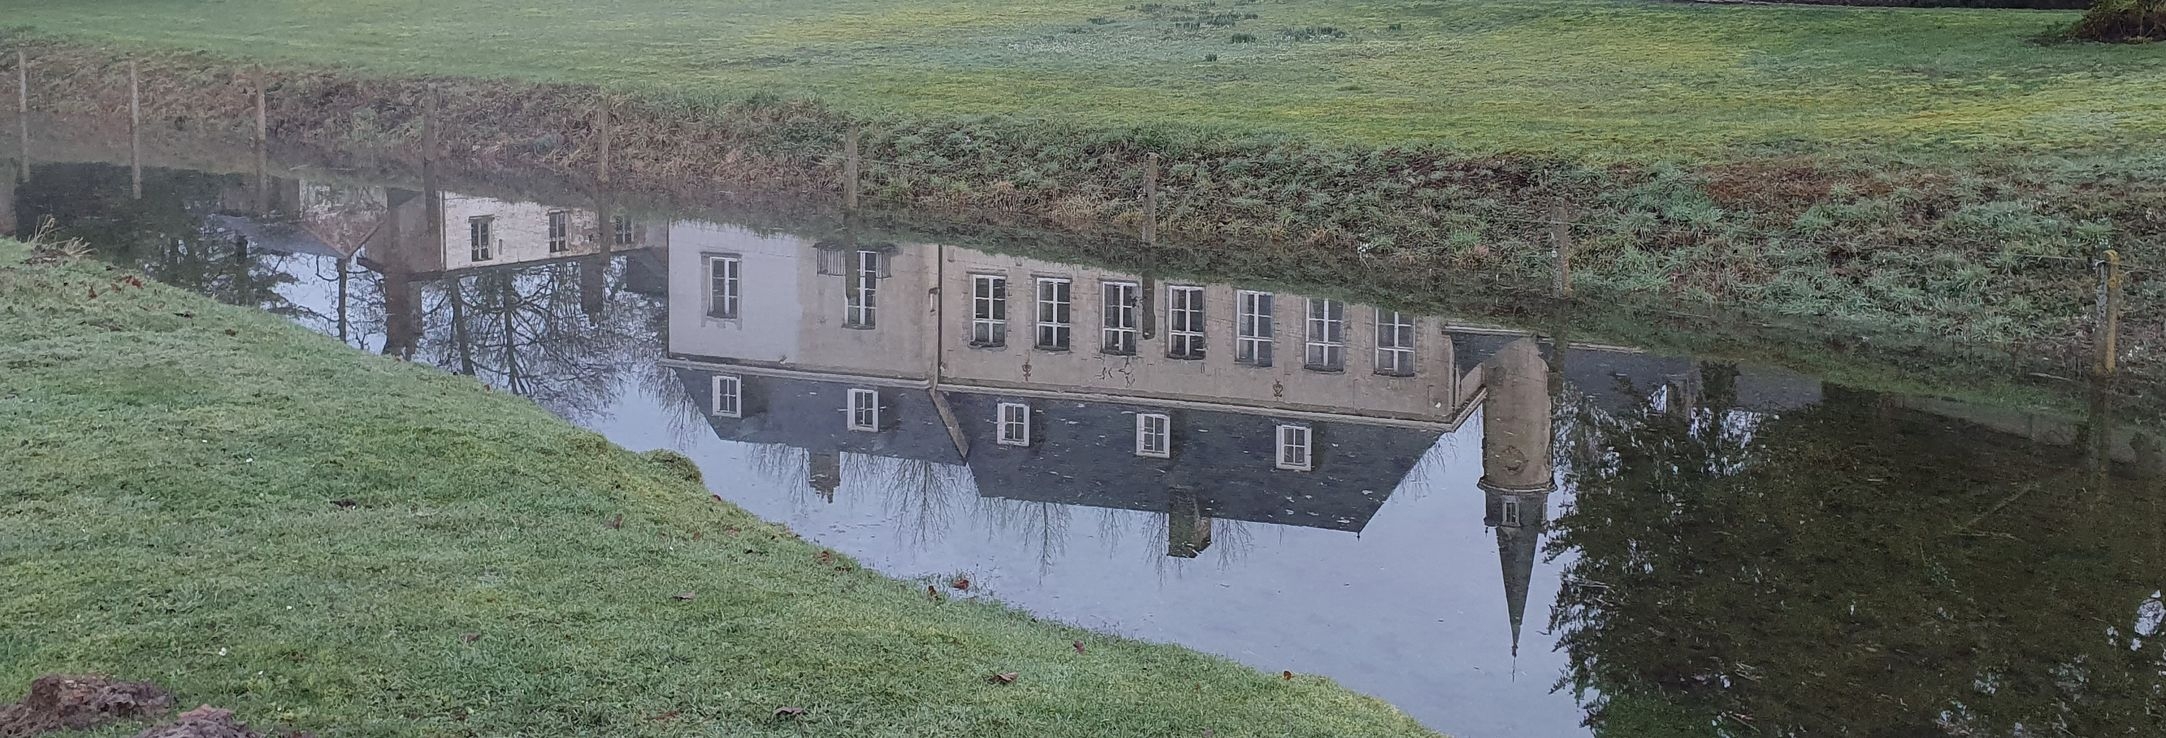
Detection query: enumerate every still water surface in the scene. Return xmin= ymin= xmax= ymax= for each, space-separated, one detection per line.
xmin=10 ymin=159 xmax=2164 ymax=737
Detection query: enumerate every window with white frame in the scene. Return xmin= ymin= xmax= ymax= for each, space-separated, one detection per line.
xmin=613 ymin=215 xmax=635 ymax=245
xmin=1375 ymin=309 xmax=1416 ymax=376
xmin=1166 ymin=285 xmax=1205 ymax=359
xmin=1275 ymin=424 xmax=1313 ymax=471
xmin=710 ymin=374 xmax=742 ymax=418
xmin=1135 ymin=413 xmax=1171 ymax=458
xmin=1101 ymin=281 xmax=1140 ymax=355
xmin=707 ymin=255 xmax=741 ymax=320
xmin=845 ymin=250 xmax=880 ymax=328
xmin=971 ymin=274 xmax=1007 ymax=347
xmin=547 ymin=210 xmax=571 ymax=253
xmin=996 ymin=402 xmax=1032 ymax=446
xmin=846 ymin=388 xmax=880 ymax=431
xmin=1035 ymin=277 xmax=1072 ymax=350
xmin=1304 ymin=298 xmax=1346 ymax=371
xmin=467 ymin=216 xmax=493 ymax=262
xmin=1236 ymin=291 xmax=1275 ymax=366
xmin=1501 ymin=496 xmax=1523 ymax=526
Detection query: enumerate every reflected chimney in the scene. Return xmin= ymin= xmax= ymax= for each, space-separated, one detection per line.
xmin=809 ymin=448 xmax=842 ymax=503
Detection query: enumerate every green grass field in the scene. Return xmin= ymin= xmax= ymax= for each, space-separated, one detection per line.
xmin=0 ymin=238 xmax=1434 ymax=738
xmin=3 ymin=0 xmax=2162 ymax=158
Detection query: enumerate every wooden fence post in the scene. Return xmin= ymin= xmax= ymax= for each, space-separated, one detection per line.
xmin=596 ymin=97 xmax=611 ymax=184
xmin=129 ymin=59 xmax=141 ymax=199
xmin=2095 ymin=249 xmax=2123 ymax=377
xmin=1142 ymin=153 xmax=1159 ymax=244
xmin=842 ymin=124 xmax=860 ymax=211
xmin=1551 ymin=202 xmax=1572 ymax=298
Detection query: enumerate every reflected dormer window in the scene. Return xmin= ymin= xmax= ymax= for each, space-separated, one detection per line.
xmin=1135 ymin=413 xmax=1171 ymax=458
xmin=1275 ymin=424 xmax=1312 ymax=471
xmin=1374 ymin=309 xmax=1416 ymax=377
xmin=1502 ymin=496 xmax=1523 ymax=527
xmin=847 ymin=388 xmax=881 ymax=431
xmin=613 ymin=215 xmax=635 ymax=246
xmin=1237 ymin=291 xmax=1274 ymax=366
xmin=1304 ymin=298 xmax=1345 ymax=371
xmin=467 ymin=216 xmax=494 ymax=262
xmin=547 ymin=210 xmax=571 ymax=253
xmin=996 ymin=402 xmax=1032 ymax=446
xmin=711 ymin=375 xmax=742 ymax=418
xmin=971 ymin=273 xmax=1007 ymax=347
xmin=706 ymin=254 xmax=742 ymax=320
xmin=1101 ymin=280 xmax=1140 ymax=355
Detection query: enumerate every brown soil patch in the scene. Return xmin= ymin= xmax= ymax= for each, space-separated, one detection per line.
xmin=132 ymin=706 xmax=261 ymax=738
xmin=0 ymin=675 xmax=174 ymax=737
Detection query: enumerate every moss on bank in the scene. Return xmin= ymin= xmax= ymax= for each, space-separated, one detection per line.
xmin=0 ymin=238 xmax=1437 ymax=737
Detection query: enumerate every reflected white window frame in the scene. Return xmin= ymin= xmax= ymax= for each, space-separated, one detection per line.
xmin=1374 ymin=309 xmax=1416 ymax=377
xmin=1135 ymin=413 xmax=1172 ymax=458
xmin=1166 ymin=285 xmax=1205 ymax=360
xmin=1501 ymin=496 xmax=1523 ymax=526
xmin=613 ymin=215 xmax=635 ymax=245
xmin=970 ymin=273 xmax=1007 ymax=347
xmin=710 ymin=374 xmax=742 ymax=418
xmin=995 ymin=402 xmax=1032 ymax=447
xmin=846 ymin=388 xmax=880 ymax=431
xmin=845 ymin=250 xmax=880 ymax=329
xmin=706 ymin=254 xmax=742 ymax=320
xmin=1034 ymin=276 xmax=1072 ymax=351
xmin=1101 ymin=280 xmax=1140 ymax=355
xmin=467 ymin=215 xmax=493 ymax=262
xmin=1236 ymin=290 xmax=1275 ymax=367
xmin=1304 ymin=298 xmax=1345 ymax=371
xmin=1275 ymin=424 xmax=1312 ymax=471
xmin=546 ymin=210 xmax=571 ymax=253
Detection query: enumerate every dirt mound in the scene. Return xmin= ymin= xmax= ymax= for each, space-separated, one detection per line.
xmin=0 ymin=675 xmax=174 ymax=736
xmin=132 ymin=706 xmax=261 ymax=738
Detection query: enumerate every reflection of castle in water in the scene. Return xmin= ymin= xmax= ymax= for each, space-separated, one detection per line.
xmin=651 ymin=225 xmax=1825 ymax=654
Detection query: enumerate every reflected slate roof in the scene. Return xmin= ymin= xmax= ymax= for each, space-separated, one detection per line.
xmin=208 ymin=214 xmax=352 ymax=258
xmin=1450 ymin=332 xmax=1821 ymax=414
xmin=673 ymin=367 xmax=1442 ymax=533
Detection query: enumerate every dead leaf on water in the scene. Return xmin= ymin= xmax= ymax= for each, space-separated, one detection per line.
xmin=950 ymin=576 xmax=971 ymax=591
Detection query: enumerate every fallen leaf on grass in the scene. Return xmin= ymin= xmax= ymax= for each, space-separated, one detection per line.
xmin=950 ymin=576 xmax=971 ymax=591
xmin=1281 ymin=671 xmax=1293 ymax=680
xmin=773 ymin=707 xmax=806 ymax=718
xmin=816 ymin=550 xmax=834 ymax=565
xmin=172 ymin=311 xmax=194 ymax=318
xmin=222 ymin=329 xmax=238 ymax=336
xmin=1073 ymin=640 xmax=1086 ymax=655
xmin=459 ymin=632 xmax=482 ymax=643
xmin=926 ymin=585 xmax=942 ymax=602
xmin=671 ymin=592 xmax=696 ymax=601
xmin=606 ymin=513 xmax=622 ymax=529
xmin=648 ymin=710 xmax=680 ymax=722
xmin=987 ymin=672 xmax=1019 ymax=685
xmin=329 ymin=499 xmax=357 ymax=509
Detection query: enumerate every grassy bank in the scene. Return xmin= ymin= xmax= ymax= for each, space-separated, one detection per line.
xmin=0 ymin=238 xmax=1436 ymax=737
xmin=2 ymin=0 xmax=2160 ymax=156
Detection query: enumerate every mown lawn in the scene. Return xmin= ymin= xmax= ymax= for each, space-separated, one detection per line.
xmin=1 ymin=0 xmax=2160 ymax=158
xmin=0 ymin=237 xmax=1435 ymax=738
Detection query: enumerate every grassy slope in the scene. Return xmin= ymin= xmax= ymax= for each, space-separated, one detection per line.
xmin=0 ymin=239 xmax=1434 ymax=738
xmin=1 ymin=0 xmax=2161 ymax=158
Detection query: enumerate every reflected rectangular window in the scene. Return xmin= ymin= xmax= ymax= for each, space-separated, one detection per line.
xmin=711 ymin=374 xmax=742 ymax=418
xmin=847 ymin=388 xmax=879 ymax=431
xmin=1166 ymin=285 xmax=1205 ymax=360
xmin=971 ymin=274 xmax=1007 ymax=347
xmin=1035 ymin=277 xmax=1072 ymax=350
xmin=1135 ymin=413 xmax=1171 ymax=458
xmin=1502 ymin=496 xmax=1523 ymax=526
xmin=1375 ymin=309 xmax=1416 ymax=376
xmin=846 ymin=251 xmax=880 ymax=329
xmin=996 ymin=402 xmax=1031 ymax=447
xmin=707 ymin=255 xmax=741 ymax=320
xmin=1304 ymin=298 xmax=1345 ymax=371
xmin=467 ymin=216 xmax=493 ymax=262
xmin=547 ymin=210 xmax=570 ymax=253
xmin=1101 ymin=281 xmax=1139 ymax=355
xmin=1237 ymin=291 xmax=1274 ymax=366
xmin=613 ymin=215 xmax=635 ymax=245
xmin=1275 ymin=424 xmax=1312 ymax=471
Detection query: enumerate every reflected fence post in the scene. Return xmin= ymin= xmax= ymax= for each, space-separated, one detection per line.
xmin=2094 ymin=249 xmax=2123 ymax=379
xmin=596 ymin=95 xmax=611 ymax=185
xmin=842 ymin=124 xmax=860 ymax=211
xmin=1551 ymin=202 xmax=1572 ymax=298
xmin=1142 ymin=153 xmax=1158 ymax=245
xmin=253 ymin=66 xmax=268 ymax=213
xmin=14 ymin=48 xmax=26 ymax=179
xmin=129 ymin=58 xmax=140 ymax=199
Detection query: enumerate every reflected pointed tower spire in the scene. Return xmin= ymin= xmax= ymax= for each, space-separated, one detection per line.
xmin=1478 ymin=337 xmax=1555 ymax=657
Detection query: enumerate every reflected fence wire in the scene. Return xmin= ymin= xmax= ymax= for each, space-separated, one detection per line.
xmin=5 ymin=48 xmax=2149 ymax=381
